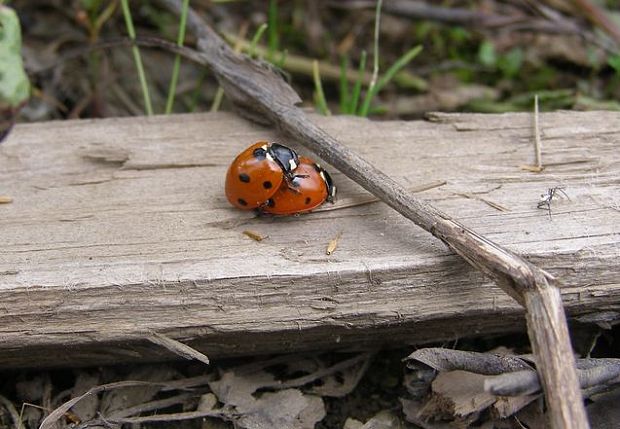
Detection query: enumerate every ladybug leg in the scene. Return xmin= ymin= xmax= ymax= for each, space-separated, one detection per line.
xmin=257 ymin=198 xmax=276 ymax=212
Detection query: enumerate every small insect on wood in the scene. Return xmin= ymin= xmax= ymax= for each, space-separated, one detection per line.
xmin=537 ymin=186 xmax=569 ymax=219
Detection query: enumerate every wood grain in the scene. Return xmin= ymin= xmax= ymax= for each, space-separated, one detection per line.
xmin=0 ymin=111 xmax=618 ymax=368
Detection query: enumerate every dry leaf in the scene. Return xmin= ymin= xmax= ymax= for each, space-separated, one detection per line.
xmin=100 ymin=365 xmax=178 ymax=415
xmin=359 ymin=410 xmax=402 ymax=428
xmin=197 ymin=393 xmax=218 ymax=411
xmin=70 ymin=372 xmax=101 ymax=421
xmin=510 ymin=398 xmax=546 ymax=429
xmin=209 ymin=369 xmax=324 ymax=429
xmin=400 ymin=398 xmax=454 ymax=428
xmin=431 ymin=371 xmax=496 ymax=417
xmin=309 ymin=354 xmax=371 ymax=397
xmin=209 ymin=369 xmax=277 ymax=409
xmin=492 ymin=394 xmax=539 ymax=419
xmin=237 ymin=389 xmax=325 ymax=429
xmin=405 ymin=348 xmax=532 ymax=375
xmin=344 ymin=417 xmax=364 ymax=429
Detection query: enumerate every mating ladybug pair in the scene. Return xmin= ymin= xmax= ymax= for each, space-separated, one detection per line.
xmin=225 ymin=141 xmax=336 ymax=215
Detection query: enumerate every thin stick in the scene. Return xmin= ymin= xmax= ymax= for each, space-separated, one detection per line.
xmin=534 ymin=95 xmax=543 ymax=170
xmin=157 ymin=2 xmax=589 ymax=427
xmin=572 ymin=0 xmax=620 ymax=44
xmin=147 ymin=331 xmax=210 ymax=365
xmin=520 ymin=94 xmax=544 ymax=172
xmin=107 ymin=409 xmax=229 ymax=424
xmin=265 ymin=352 xmax=372 ymax=390
xmin=314 ymin=180 xmax=446 ymax=212
xmin=454 ymin=192 xmax=510 ymax=212
xmin=40 ymin=381 xmax=183 ymax=429
xmin=108 ymin=391 xmax=207 ymax=419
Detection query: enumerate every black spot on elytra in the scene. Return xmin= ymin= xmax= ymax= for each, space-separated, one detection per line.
xmin=267 ymin=198 xmax=275 ymax=207
xmin=239 ymin=173 xmax=250 ymax=183
xmin=305 ymin=197 xmax=311 ymax=205
xmin=237 ymin=198 xmax=248 ymax=206
xmin=263 ymin=181 xmax=273 ymax=189
xmin=253 ymin=148 xmax=267 ymax=159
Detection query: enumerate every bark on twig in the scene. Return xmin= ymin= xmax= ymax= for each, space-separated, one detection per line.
xmin=486 ymin=362 xmax=620 ymax=397
xmin=157 ymin=1 xmax=589 ymax=427
xmin=408 ymin=348 xmax=620 ymax=398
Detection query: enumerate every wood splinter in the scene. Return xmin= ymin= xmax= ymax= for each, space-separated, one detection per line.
xmin=326 ymin=231 xmax=343 ymax=255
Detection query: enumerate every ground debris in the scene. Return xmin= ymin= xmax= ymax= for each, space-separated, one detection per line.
xmin=29 ymin=352 xmax=378 ymax=429
xmin=243 ymin=230 xmax=268 ymax=242
xmin=326 ymin=231 xmax=342 ymax=255
xmin=69 ymin=372 xmax=101 ymax=422
xmin=2 ymin=344 xmax=619 ymax=428
xmin=401 ymin=347 xmax=620 ymax=427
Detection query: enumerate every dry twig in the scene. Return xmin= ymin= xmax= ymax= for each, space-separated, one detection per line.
xmin=407 ymin=348 xmax=620 ymax=398
xmin=146 ymin=331 xmax=210 ymax=365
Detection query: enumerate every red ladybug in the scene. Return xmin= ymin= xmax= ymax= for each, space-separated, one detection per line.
xmin=225 ymin=141 xmax=300 ymax=209
xmin=261 ymin=156 xmax=336 ymax=215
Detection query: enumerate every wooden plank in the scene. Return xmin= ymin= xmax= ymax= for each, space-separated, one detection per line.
xmin=0 ymin=111 xmax=618 ymax=368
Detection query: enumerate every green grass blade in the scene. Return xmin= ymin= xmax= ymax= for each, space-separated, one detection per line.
xmin=358 ymin=45 xmax=422 ymax=117
xmin=249 ymin=23 xmax=268 ymax=58
xmin=210 ymin=87 xmax=224 ymax=112
xmin=313 ymin=60 xmax=330 ymax=115
xmin=339 ymin=55 xmax=350 ymax=113
xmin=120 ymin=0 xmax=153 ymax=115
xmin=267 ymin=0 xmax=278 ymax=62
xmin=349 ymin=50 xmax=367 ymax=115
xmin=165 ymin=0 xmax=190 ymax=114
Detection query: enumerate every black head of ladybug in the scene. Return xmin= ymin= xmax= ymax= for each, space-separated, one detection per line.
xmin=313 ymin=162 xmax=336 ymax=203
xmin=268 ymin=143 xmax=300 ymax=177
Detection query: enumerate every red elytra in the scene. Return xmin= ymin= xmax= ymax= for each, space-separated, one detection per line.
xmin=224 ymin=141 xmax=299 ymax=210
xmin=260 ymin=156 xmax=336 ymax=215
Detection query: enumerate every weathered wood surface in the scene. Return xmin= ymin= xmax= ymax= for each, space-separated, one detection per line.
xmin=0 ymin=111 xmax=618 ymax=368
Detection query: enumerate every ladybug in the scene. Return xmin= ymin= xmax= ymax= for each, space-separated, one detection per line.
xmin=261 ymin=156 xmax=336 ymax=215
xmin=225 ymin=141 xmax=300 ymax=209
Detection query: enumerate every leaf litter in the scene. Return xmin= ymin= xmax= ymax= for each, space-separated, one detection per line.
xmin=1 ymin=345 xmax=619 ymax=428
xmin=32 ymin=352 xmax=374 ymax=429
